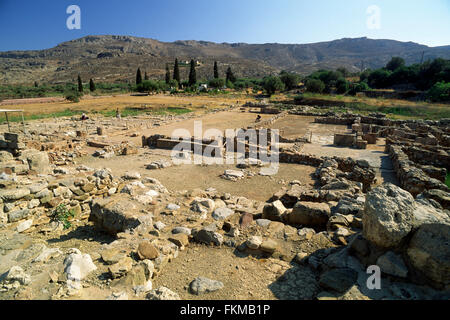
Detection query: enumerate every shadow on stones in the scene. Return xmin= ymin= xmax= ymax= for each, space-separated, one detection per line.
xmin=267 ymin=261 xmax=319 ymax=300
xmin=47 ymin=224 xmax=116 ymax=245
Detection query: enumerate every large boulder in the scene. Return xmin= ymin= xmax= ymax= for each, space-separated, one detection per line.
xmin=0 ymin=188 xmax=30 ymax=202
xmin=262 ymin=200 xmax=286 ymax=222
xmin=20 ymin=150 xmax=51 ymax=174
xmin=212 ymin=207 xmax=234 ymax=221
xmin=376 ymin=251 xmax=408 ymax=278
xmin=363 ymin=184 xmax=415 ymax=248
xmin=147 ymin=287 xmax=180 ymax=300
xmin=190 ymin=198 xmax=215 ymax=214
xmin=288 ymin=202 xmax=330 ymax=227
xmin=413 ymin=198 xmax=450 ymax=227
xmin=423 ymin=189 xmax=450 ymax=210
xmin=319 ymin=268 xmax=358 ymax=293
xmin=90 ymin=195 xmax=143 ymax=235
xmin=407 ymin=223 xmax=450 ymax=287
xmin=64 ymin=249 xmax=97 ymax=289
xmin=193 ymin=224 xmax=223 ymax=246
xmin=189 ymin=277 xmax=224 ymax=295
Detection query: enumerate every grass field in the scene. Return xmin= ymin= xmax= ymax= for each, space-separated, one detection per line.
xmin=0 ymin=93 xmax=253 ymax=123
xmin=0 ymin=106 xmax=194 ymax=123
xmin=271 ymin=93 xmax=450 ymax=120
xmin=446 ymin=172 xmax=450 ymax=188
xmin=1 ymin=91 xmax=449 ymax=123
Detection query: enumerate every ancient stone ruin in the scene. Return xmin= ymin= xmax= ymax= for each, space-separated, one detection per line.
xmin=0 ymin=105 xmax=448 ymax=301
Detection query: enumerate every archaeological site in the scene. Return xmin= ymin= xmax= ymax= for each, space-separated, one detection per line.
xmin=1 ymin=1 xmax=449 ymax=307
xmin=0 ymin=100 xmax=449 ymax=301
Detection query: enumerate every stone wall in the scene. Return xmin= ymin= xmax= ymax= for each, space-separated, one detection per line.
xmin=387 ymin=144 xmax=449 ymax=196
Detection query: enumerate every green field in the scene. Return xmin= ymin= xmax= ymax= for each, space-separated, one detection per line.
xmin=0 ymin=106 xmax=192 ymax=123
xmin=288 ymin=93 xmax=450 ymax=120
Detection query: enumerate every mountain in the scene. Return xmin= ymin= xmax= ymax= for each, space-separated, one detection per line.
xmin=1 ymin=35 xmax=449 ymax=85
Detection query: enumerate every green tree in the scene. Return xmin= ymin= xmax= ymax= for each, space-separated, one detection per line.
xmin=77 ymin=74 xmax=83 ymax=93
xmin=360 ymin=69 xmax=372 ymax=82
xmin=208 ymin=78 xmax=226 ymax=89
xmin=89 ymin=78 xmax=96 ymax=92
xmin=137 ymin=80 xmax=161 ymax=93
xmin=389 ymin=65 xmax=419 ymax=85
xmin=368 ymin=69 xmax=392 ymax=88
xmin=173 ymin=59 xmax=181 ymax=84
xmin=65 ymin=90 xmax=81 ymax=103
xmin=348 ymin=81 xmax=370 ymax=96
xmin=426 ymin=81 xmax=450 ymax=102
xmin=336 ymin=67 xmax=350 ymax=77
xmin=305 ymin=79 xmax=325 ymax=93
xmin=263 ymin=76 xmax=285 ymax=96
xmin=280 ymin=71 xmax=300 ymax=91
xmin=310 ymin=70 xmax=340 ymax=85
xmin=335 ymin=78 xmax=349 ymax=94
xmin=226 ymin=66 xmax=236 ymax=83
xmin=214 ymin=61 xmax=219 ymax=79
xmin=144 ymin=71 xmax=149 ymax=81
xmin=386 ymin=57 xmax=405 ymax=72
xmin=165 ymin=64 xmax=171 ymax=84
xmin=168 ymin=79 xmax=178 ymax=89
xmin=188 ymin=59 xmax=197 ymax=86
xmin=136 ymin=68 xmax=143 ymax=85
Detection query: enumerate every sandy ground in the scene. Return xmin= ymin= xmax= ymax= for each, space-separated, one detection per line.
xmin=78 ymin=110 xmax=397 ymax=198
xmin=80 ymin=150 xmax=316 ymax=202
xmin=0 ymin=94 xmax=254 ymax=116
xmin=270 ymin=115 xmax=318 ymax=139
xmin=105 ymin=110 xmax=275 ymax=145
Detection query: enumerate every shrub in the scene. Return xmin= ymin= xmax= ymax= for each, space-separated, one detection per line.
xmin=348 ymin=82 xmax=370 ymax=95
xmin=137 ymin=80 xmax=161 ymax=93
xmin=335 ymin=78 xmax=349 ymax=94
xmin=305 ymin=79 xmax=325 ymax=93
xmin=389 ymin=65 xmax=419 ymax=85
xmin=280 ymin=72 xmax=300 ymax=90
xmin=360 ymin=69 xmax=372 ymax=82
xmin=386 ymin=57 xmax=405 ymax=72
xmin=65 ymin=90 xmax=81 ymax=103
xmin=51 ymin=204 xmax=75 ymax=229
xmin=208 ymin=78 xmax=226 ymax=89
xmin=226 ymin=80 xmax=235 ymax=89
xmin=310 ymin=70 xmax=341 ymax=85
xmin=168 ymin=79 xmax=179 ymax=89
xmin=368 ymin=69 xmax=392 ymax=88
xmin=426 ymin=82 xmax=450 ymax=102
xmin=336 ymin=67 xmax=350 ymax=77
xmin=263 ymin=76 xmax=285 ymax=96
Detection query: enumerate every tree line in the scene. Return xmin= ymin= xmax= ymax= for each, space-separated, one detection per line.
xmin=4 ymin=56 xmax=448 ymax=103
xmin=134 ymin=59 xmax=239 ymax=93
xmin=302 ymin=57 xmax=450 ymax=102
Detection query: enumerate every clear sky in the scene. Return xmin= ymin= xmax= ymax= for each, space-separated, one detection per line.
xmin=0 ymin=0 xmax=449 ymax=51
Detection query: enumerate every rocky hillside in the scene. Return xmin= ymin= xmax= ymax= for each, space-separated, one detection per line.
xmin=1 ymin=35 xmax=449 ymax=85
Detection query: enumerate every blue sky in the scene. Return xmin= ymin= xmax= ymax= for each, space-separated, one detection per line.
xmin=0 ymin=0 xmax=449 ymax=51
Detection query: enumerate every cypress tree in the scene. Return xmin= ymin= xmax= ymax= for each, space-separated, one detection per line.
xmin=188 ymin=59 xmax=197 ymax=86
xmin=144 ymin=71 xmax=149 ymax=80
xmin=165 ymin=64 xmax=171 ymax=84
xmin=77 ymin=74 xmax=83 ymax=93
xmin=136 ymin=68 xmax=143 ymax=85
xmin=89 ymin=78 xmax=96 ymax=92
xmin=173 ymin=59 xmax=180 ymax=84
xmin=214 ymin=61 xmax=219 ymax=79
xmin=226 ymin=67 xmax=236 ymax=83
